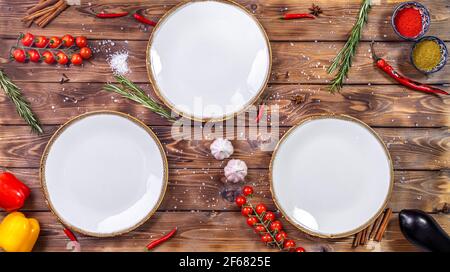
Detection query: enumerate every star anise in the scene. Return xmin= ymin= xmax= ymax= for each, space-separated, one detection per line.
xmin=309 ymin=4 xmax=322 ymax=17
xmin=291 ymin=94 xmax=304 ymax=104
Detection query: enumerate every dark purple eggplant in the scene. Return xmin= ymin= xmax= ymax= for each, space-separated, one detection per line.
xmin=399 ymin=209 xmax=450 ymax=252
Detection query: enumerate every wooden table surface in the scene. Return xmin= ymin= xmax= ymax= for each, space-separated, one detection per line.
xmin=0 ymin=0 xmax=449 ymax=252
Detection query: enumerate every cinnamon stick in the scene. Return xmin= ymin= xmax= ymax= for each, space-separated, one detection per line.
xmin=27 ymin=0 xmax=58 ymax=15
xmin=22 ymin=5 xmax=56 ymax=21
xmin=375 ymin=208 xmax=392 ymax=242
xmin=352 ymin=231 xmax=362 ymax=248
xmin=38 ymin=0 xmax=67 ymax=28
xmin=24 ymin=0 xmax=46 ymax=27
xmin=369 ymin=212 xmax=384 ymax=240
xmin=360 ymin=226 xmax=370 ymax=245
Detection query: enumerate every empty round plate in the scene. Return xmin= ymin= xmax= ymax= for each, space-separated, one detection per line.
xmin=147 ymin=0 xmax=271 ymax=121
xmin=40 ymin=111 xmax=168 ymax=237
xmin=270 ymin=115 xmax=393 ymax=238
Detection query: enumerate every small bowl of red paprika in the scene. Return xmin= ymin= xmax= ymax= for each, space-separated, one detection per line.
xmin=391 ymin=2 xmax=430 ymax=40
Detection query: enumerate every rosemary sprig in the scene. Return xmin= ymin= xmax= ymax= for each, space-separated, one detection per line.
xmin=327 ymin=0 xmax=371 ymax=93
xmin=103 ymin=75 xmax=174 ymax=121
xmin=0 ymin=70 xmax=43 ymax=134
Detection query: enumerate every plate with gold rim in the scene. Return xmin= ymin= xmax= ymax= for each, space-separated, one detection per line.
xmin=147 ymin=0 xmax=271 ymax=121
xmin=270 ymin=115 xmax=393 ymax=238
xmin=40 ymin=111 xmax=168 ymax=237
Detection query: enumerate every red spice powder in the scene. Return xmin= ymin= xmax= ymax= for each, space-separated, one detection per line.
xmin=394 ymin=7 xmax=423 ymax=38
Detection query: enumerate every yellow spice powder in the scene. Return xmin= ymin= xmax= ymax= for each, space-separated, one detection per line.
xmin=412 ymin=40 xmax=441 ymax=71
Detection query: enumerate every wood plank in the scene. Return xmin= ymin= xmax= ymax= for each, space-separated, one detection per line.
xmin=0 ymin=126 xmax=448 ymax=169
xmin=0 ymin=211 xmax=447 ymax=252
xmin=0 ymin=83 xmax=449 ymax=127
xmin=12 ymin=168 xmax=450 ymax=213
xmin=0 ymin=0 xmax=449 ymax=41
xmin=1 ymin=40 xmax=450 ymax=85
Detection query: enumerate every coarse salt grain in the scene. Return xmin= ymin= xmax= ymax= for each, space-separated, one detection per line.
xmin=108 ymin=51 xmax=130 ymax=75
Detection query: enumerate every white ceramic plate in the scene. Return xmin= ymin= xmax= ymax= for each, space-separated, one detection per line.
xmin=147 ymin=0 xmax=271 ymax=121
xmin=270 ymin=115 xmax=393 ymax=238
xmin=41 ymin=111 xmax=168 ymax=237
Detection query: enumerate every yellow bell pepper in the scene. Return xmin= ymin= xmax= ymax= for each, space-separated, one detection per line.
xmin=0 ymin=212 xmax=40 ymax=252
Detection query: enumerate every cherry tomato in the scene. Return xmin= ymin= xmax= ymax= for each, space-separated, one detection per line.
xmin=261 ymin=233 xmax=273 ymax=243
xmin=79 ymin=47 xmax=92 ymax=60
xmin=75 ymin=36 xmax=88 ymax=48
xmin=270 ymin=220 xmax=283 ymax=232
xmin=12 ymin=49 xmax=26 ymax=63
xmin=283 ymin=239 xmax=296 ymax=249
xmin=56 ymin=52 xmax=69 ymax=65
xmin=34 ymin=36 xmax=48 ymax=48
xmin=255 ymin=204 xmax=267 ymax=215
xmin=61 ymin=34 xmax=75 ymax=47
xmin=294 ymin=247 xmax=306 ymax=252
xmin=254 ymin=225 xmax=265 ymax=233
xmin=275 ymin=231 xmax=287 ymax=242
xmin=242 ymin=186 xmax=253 ymax=196
xmin=21 ymin=33 xmax=34 ymax=47
xmin=241 ymin=206 xmax=253 ymax=217
xmin=246 ymin=216 xmax=258 ymax=226
xmin=71 ymin=53 xmax=83 ymax=65
xmin=263 ymin=211 xmax=275 ymax=222
xmin=49 ymin=37 xmax=62 ymax=48
xmin=27 ymin=49 xmax=40 ymax=62
xmin=42 ymin=51 xmax=55 ymax=64
xmin=235 ymin=195 xmax=246 ymax=207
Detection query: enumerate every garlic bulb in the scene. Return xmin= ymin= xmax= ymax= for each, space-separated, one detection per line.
xmin=224 ymin=159 xmax=248 ymax=183
xmin=210 ymin=138 xmax=234 ymax=160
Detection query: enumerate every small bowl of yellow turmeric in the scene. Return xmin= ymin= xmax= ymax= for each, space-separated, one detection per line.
xmin=411 ymin=36 xmax=448 ymax=74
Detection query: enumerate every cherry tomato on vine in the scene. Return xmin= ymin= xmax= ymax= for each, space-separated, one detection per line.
xmin=275 ymin=231 xmax=287 ymax=242
xmin=263 ymin=211 xmax=275 ymax=222
xmin=42 ymin=51 xmax=55 ymax=64
xmin=49 ymin=37 xmax=62 ymax=48
xmin=21 ymin=33 xmax=34 ymax=47
xmin=71 ymin=53 xmax=83 ymax=65
xmin=34 ymin=36 xmax=48 ymax=48
xmin=255 ymin=204 xmax=267 ymax=215
xmin=12 ymin=49 xmax=26 ymax=62
xmin=283 ymin=239 xmax=296 ymax=249
xmin=61 ymin=34 xmax=75 ymax=47
xmin=75 ymin=36 xmax=88 ymax=48
xmin=241 ymin=206 xmax=253 ymax=217
xmin=27 ymin=49 xmax=40 ymax=62
xmin=294 ymin=247 xmax=306 ymax=252
xmin=246 ymin=216 xmax=258 ymax=226
xmin=254 ymin=225 xmax=265 ymax=233
xmin=79 ymin=47 xmax=92 ymax=59
xmin=235 ymin=195 xmax=246 ymax=207
xmin=56 ymin=52 xmax=69 ymax=65
xmin=261 ymin=233 xmax=273 ymax=243
xmin=242 ymin=186 xmax=253 ymax=196
xmin=270 ymin=220 xmax=283 ymax=232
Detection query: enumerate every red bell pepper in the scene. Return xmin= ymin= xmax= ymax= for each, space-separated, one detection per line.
xmin=0 ymin=171 xmax=30 ymax=212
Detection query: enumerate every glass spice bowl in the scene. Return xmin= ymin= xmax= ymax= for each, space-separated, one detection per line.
xmin=391 ymin=1 xmax=430 ymax=41
xmin=411 ymin=36 xmax=448 ymax=74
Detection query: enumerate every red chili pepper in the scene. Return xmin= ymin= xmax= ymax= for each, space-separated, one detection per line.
xmin=282 ymin=13 xmax=315 ymax=20
xmin=63 ymin=228 xmax=78 ymax=242
xmin=371 ymin=42 xmax=448 ymax=96
xmin=146 ymin=227 xmax=177 ymax=251
xmin=0 ymin=171 xmax=30 ymax=212
xmin=96 ymin=12 xmax=129 ymax=18
xmin=133 ymin=10 xmax=157 ymax=26
xmin=255 ymin=104 xmax=265 ymax=123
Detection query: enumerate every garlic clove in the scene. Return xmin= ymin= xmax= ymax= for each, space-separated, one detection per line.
xmin=224 ymin=159 xmax=248 ymax=183
xmin=210 ymin=138 xmax=234 ymax=160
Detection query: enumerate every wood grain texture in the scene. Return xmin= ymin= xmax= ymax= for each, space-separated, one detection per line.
xmin=11 ymin=168 xmax=450 ymax=213
xmin=0 ymin=0 xmax=449 ymax=41
xmin=0 ymin=211 xmax=448 ymax=252
xmin=1 ymin=39 xmax=450 ymax=85
xmin=0 ymin=83 xmax=448 ymax=127
xmin=0 ymin=125 xmax=447 ymax=169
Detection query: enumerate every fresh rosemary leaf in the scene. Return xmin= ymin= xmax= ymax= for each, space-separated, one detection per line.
xmin=0 ymin=70 xmax=43 ymax=134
